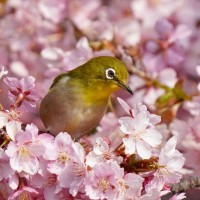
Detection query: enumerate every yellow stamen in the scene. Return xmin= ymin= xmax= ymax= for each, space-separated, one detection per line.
xmin=19 ymin=146 xmax=30 ymax=159
xmin=58 ymin=152 xmax=69 ymax=164
xmin=98 ymin=178 xmax=110 ymax=192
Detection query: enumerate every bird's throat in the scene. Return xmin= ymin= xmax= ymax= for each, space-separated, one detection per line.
xmin=83 ymin=84 xmax=119 ymax=106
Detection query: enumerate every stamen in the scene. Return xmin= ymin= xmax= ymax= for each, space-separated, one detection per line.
xmin=98 ymin=178 xmax=110 ymax=192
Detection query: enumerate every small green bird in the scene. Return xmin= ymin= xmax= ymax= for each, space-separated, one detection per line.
xmin=40 ymin=56 xmax=132 ymax=138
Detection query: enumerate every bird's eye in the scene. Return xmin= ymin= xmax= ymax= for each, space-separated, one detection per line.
xmin=106 ymin=68 xmax=116 ymax=79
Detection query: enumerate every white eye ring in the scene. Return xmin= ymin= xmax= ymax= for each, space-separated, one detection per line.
xmin=106 ymin=68 xmax=116 ymax=79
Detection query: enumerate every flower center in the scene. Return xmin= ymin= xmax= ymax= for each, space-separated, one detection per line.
xmin=118 ymin=180 xmax=128 ymax=193
xmin=132 ymin=130 xmax=145 ymax=140
xmin=98 ymin=178 xmax=110 ymax=192
xmin=19 ymin=191 xmax=32 ymax=200
xmin=58 ymin=152 xmax=68 ymax=164
xmin=8 ymin=109 xmax=20 ymax=121
xmin=103 ymin=152 xmax=111 ymax=160
xmin=19 ymin=146 xmax=30 ymax=159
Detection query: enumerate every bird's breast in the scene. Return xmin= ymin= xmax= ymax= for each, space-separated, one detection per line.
xmin=40 ymin=81 xmax=109 ymax=138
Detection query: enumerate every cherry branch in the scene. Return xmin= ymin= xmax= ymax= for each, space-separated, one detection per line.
xmin=171 ymin=176 xmax=200 ymax=193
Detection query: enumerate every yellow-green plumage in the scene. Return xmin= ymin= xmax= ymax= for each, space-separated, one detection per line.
xmin=40 ymin=56 xmax=132 ymax=138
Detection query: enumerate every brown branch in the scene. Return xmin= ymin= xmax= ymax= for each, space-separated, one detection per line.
xmin=171 ymin=176 xmax=200 ymax=193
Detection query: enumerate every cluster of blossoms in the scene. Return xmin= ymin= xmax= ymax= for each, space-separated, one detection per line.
xmin=1 ymin=0 xmax=200 ymax=199
xmin=0 ymin=73 xmax=185 ymax=199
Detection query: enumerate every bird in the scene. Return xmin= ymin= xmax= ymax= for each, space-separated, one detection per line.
xmin=40 ymin=56 xmax=133 ymax=138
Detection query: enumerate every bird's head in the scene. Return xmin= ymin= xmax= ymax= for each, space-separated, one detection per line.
xmin=77 ymin=56 xmax=133 ymax=97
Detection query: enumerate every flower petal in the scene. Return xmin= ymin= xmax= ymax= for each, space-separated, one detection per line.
xmin=141 ymin=128 xmax=162 ymax=147
xmin=117 ymin=97 xmax=131 ymax=115
xmin=119 ymin=117 xmax=134 ymax=134
xmin=136 ymin=140 xmax=151 ymax=159
xmin=123 ymin=138 xmax=135 ymax=155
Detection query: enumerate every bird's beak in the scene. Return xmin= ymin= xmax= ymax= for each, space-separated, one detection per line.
xmin=116 ymin=78 xmax=133 ymax=95
xmin=125 ymin=84 xmax=133 ymax=95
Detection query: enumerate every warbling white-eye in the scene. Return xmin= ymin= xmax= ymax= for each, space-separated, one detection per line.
xmin=40 ymin=56 xmax=133 ymax=138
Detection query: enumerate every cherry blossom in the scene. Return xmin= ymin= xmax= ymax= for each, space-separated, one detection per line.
xmin=5 ymin=124 xmax=45 ymax=175
xmin=143 ymin=18 xmax=192 ymax=72
xmin=62 ymin=37 xmax=113 ymax=71
xmin=184 ymin=96 xmax=200 ymax=116
xmin=114 ymin=170 xmax=144 ymax=199
xmin=86 ymin=137 xmax=122 ymax=167
xmin=89 ymin=112 xmax=122 ymax=148
xmin=0 ymin=148 xmax=15 ymax=181
xmin=169 ymin=193 xmax=186 ymax=200
xmin=147 ymin=136 xmax=185 ymax=192
xmin=8 ymin=186 xmax=39 ymax=200
xmin=0 ymin=110 xmax=21 ymax=140
xmin=38 ymin=0 xmax=68 ymax=23
xmin=0 ymin=179 xmax=14 ymax=200
xmin=4 ymin=76 xmax=40 ymax=111
xmin=118 ymin=98 xmax=162 ymax=159
xmin=58 ymin=142 xmax=87 ymax=196
xmin=43 ymin=132 xmax=75 ymax=174
xmin=0 ymin=66 xmax=8 ymax=79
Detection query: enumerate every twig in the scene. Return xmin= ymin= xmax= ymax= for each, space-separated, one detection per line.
xmin=171 ymin=176 xmax=200 ymax=193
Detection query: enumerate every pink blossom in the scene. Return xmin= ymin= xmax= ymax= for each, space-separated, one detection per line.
xmin=85 ymin=162 xmax=119 ymax=200
xmin=0 ymin=46 xmax=9 ymax=67
xmin=0 ymin=148 xmax=15 ymax=181
xmin=0 ymin=110 xmax=21 ymax=140
xmin=5 ymin=124 xmax=45 ymax=175
xmin=62 ymin=37 xmax=113 ymax=72
xmin=118 ymin=98 xmax=162 ymax=159
xmin=62 ymin=37 xmax=93 ymax=71
xmin=8 ymin=173 xmax=19 ymax=190
xmin=127 ymin=65 xmax=178 ymax=108
xmin=115 ymin=172 xmax=144 ymax=199
xmin=144 ymin=67 xmax=178 ymax=107
xmin=170 ymin=116 xmax=200 ymax=176
xmin=0 ymin=66 xmax=8 ymax=79
xmin=100 ymin=0 xmax=134 ymax=22
xmin=41 ymin=47 xmax=65 ymax=64
xmin=31 ymin=173 xmax=67 ymax=200
xmin=9 ymin=61 xmax=29 ymax=77
xmin=169 ymin=193 xmax=186 ymax=200
xmin=58 ymin=142 xmax=87 ymax=196
xmin=132 ymin=0 xmax=183 ymax=29
xmin=184 ymin=96 xmax=200 ymax=116
xmin=4 ymin=76 xmax=41 ymax=111
xmin=158 ymin=68 xmax=178 ymax=88
xmin=118 ymin=97 xmax=161 ymax=125
xmin=143 ymin=19 xmax=192 ymax=72
xmin=90 ymin=112 xmax=122 ymax=149
xmin=8 ymin=186 xmax=39 ymax=200
xmin=86 ymin=137 xmax=122 ymax=167
xmin=139 ymin=188 xmax=161 ymax=200
xmin=0 ymin=179 xmax=13 ymax=199
xmin=127 ymin=67 xmax=178 ymax=109
xmin=85 ymin=161 xmax=144 ymax=200
xmin=67 ymin=0 xmax=101 ymax=30
xmin=185 ymin=116 xmax=200 ymax=146
xmin=44 ymin=187 xmax=73 ymax=200
xmin=147 ymin=136 xmax=185 ymax=191
xmin=182 ymin=149 xmax=200 ymax=177
xmin=114 ymin=19 xmax=141 ymax=46
xmin=38 ymin=0 xmax=68 ymax=23
xmin=43 ymin=132 xmax=75 ymax=174
xmin=170 ymin=116 xmax=200 ymax=150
